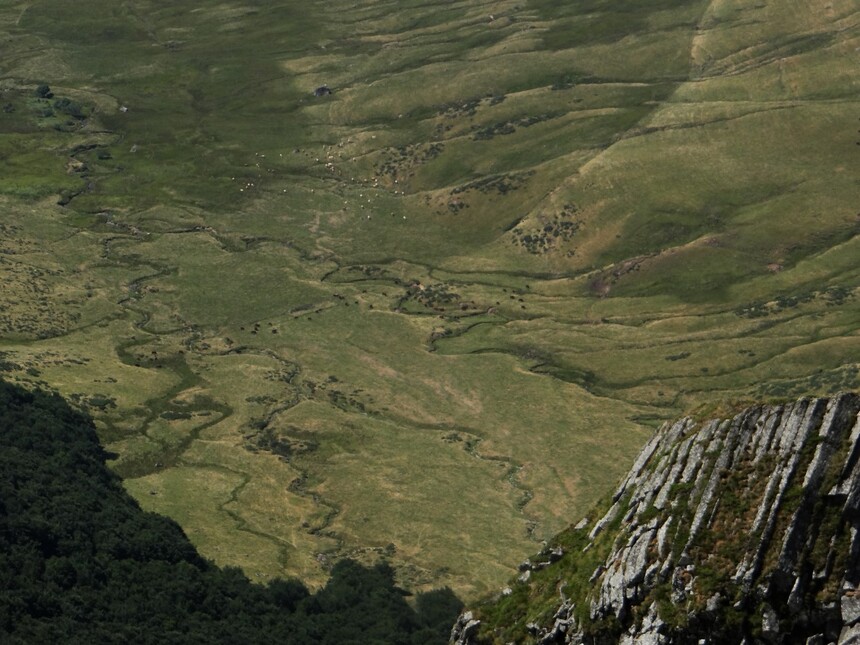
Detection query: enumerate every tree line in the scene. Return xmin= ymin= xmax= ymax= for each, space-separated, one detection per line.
xmin=0 ymin=380 xmax=461 ymax=643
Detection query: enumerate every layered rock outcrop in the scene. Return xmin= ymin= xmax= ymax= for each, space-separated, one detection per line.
xmin=455 ymin=393 xmax=860 ymax=644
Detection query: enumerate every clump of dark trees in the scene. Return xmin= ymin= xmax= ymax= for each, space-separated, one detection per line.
xmin=0 ymin=380 xmax=461 ymax=644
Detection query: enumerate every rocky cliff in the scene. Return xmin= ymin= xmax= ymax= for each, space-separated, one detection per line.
xmin=454 ymin=393 xmax=860 ymax=644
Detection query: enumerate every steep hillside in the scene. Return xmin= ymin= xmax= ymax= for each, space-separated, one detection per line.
xmin=0 ymin=0 xmax=856 ymax=597
xmin=459 ymin=393 xmax=860 ymax=643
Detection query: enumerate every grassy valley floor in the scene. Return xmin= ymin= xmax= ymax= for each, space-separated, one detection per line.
xmin=0 ymin=0 xmax=857 ymax=598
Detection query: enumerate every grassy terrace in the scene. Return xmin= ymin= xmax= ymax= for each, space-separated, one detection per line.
xmin=0 ymin=0 xmax=857 ymax=598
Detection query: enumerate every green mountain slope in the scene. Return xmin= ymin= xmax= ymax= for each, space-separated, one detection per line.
xmin=0 ymin=0 xmax=856 ymax=597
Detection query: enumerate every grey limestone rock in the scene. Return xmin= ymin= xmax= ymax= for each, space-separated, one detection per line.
xmin=840 ymin=623 xmax=860 ymax=644
xmin=450 ymin=611 xmax=481 ymax=645
xmin=454 ymin=393 xmax=860 ymax=644
xmin=535 ymin=600 xmax=575 ymax=644
xmin=761 ymin=603 xmax=779 ymax=637
xmin=843 ymin=594 xmax=860 ymax=626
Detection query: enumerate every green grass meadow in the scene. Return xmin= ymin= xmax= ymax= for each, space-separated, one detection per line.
xmin=0 ymin=0 xmax=856 ymax=598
